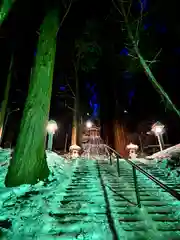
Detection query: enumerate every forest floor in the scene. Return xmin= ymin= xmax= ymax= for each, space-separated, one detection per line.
xmin=0 ymin=149 xmax=76 ymax=239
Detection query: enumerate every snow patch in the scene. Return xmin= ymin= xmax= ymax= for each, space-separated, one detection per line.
xmin=0 ymin=149 xmax=77 ymax=239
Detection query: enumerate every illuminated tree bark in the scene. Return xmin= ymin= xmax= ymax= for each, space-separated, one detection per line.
xmin=71 ymin=60 xmax=80 ymax=146
xmin=0 ymin=0 xmax=15 ymax=27
xmin=71 ymin=112 xmax=77 ymax=145
xmin=5 ymin=9 xmax=59 ymax=187
xmin=118 ymin=1 xmax=180 ymax=117
xmin=114 ymin=121 xmax=128 ymax=157
xmin=0 ymin=57 xmax=13 ymax=145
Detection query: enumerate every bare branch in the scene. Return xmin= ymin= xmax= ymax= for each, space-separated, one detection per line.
xmin=128 ymin=54 xmax=138 ymax=59
xmin=127 ymin=0 xmax=132 ymax=17
xmin=66 ymin=82 xmax=76 ymax=97
xmin=148 ymin=48 xmax=162 ymax=67
xmin=135 ymin=0 xmax=144 ymax=42
xmin=67 ymin=105 xmax=76 ymax=112
xmin=60 ymin=0 xmax=72 ymax=26
xmin=112 ymin=0 xmax=123 ymax=16
xmin=56 ymin=0 xmax=72 ymax=35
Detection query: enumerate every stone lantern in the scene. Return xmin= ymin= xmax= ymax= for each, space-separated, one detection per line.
xmin=69 ymin=144 xmax=81 ymax=159
xmin=126 ymin=143 xmax=139 ymax=159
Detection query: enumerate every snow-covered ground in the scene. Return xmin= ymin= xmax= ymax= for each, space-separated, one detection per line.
xmin=146 ymin=143 xmax=180 ymax=159
xmin=0 ymin=150 xmax=77 ymax=239
xmin=134 ymin=158 xmax=157 ymax=165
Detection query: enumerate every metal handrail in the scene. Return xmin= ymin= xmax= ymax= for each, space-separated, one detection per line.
xmin=104 ymin=144 xmax=180 ymax=203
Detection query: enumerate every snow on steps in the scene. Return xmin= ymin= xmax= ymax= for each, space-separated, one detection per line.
xmin=98 ymin=159 xmax=180 ymax=240
xmin=0 ymin=149 xmax=78 ymax=239
xmin=1 ymin=152 xmax=180 ymax=239
xmin=135 ymin=160 xmax=180 ymax=193
xmin=33 ymin=159 xmax=180 ymax=240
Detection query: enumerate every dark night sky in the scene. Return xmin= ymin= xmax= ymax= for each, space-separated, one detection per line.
xmin=0 ymin=0 xmax=180 ymax=147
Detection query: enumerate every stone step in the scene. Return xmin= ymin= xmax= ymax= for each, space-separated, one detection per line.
xmin=63 ymin=194 xmax=103 ymax=199
xmin=112 ymin=192 xmax=151 ymax=197
xmin=118 ymin=217 xmax=142 ymax=222
xmin=119 ymin=221 xmax=180 ymax=231
xmin=68 ymin=185 xmax=101 ymax=189
xmin=117 ymin=212 xmax=179 ymax=221
xmin=144 ymin=206 xmax=177 ymax=213
xmin=61 ymin=199 xmax=105 ymax=205
xmin=112 ymin=196 xmax=160 ymax=201
xmin=121 ymin=231 xmax=180 ymax=240
xmin=49 ymin=212 xmax=107 ymax=221
xmin=140 ymin=201 xmax=169 ymax=206
xmin=56 ymin=159 xmax=180 ymax=239
xmin=65 ymin=189 xmax=100 ymax=193
xmin=59 ymin=206 xmax=107 ymax=213
xmin=152 ymin=216 xmax=179 ymax=222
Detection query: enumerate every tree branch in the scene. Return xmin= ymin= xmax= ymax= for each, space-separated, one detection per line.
xmin=60 ymin=0 xmax=72 ymax=26
xmin=114 ymin=0 xmax=180 ymax=117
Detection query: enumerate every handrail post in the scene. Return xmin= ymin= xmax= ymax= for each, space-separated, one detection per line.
xmin=109 ymin=152 xmax=112 ymax=165
xmin=132 ymin=166 xmax=141 ymax=208
xmin=116 ymin=156 xmax=120 ymax=177
xmin=104 ymin=144 xmax=180 ymax=201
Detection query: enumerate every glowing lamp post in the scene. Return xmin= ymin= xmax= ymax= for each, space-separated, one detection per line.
xmin=46 ymin=120 xmax=58 ymax=151
xmin=126 ymin=143 xmax=139 ymax=159
xmin=151 ymin=122 xmax=164 ymax=151
xmin=86 ymin=120 xmax=93 ymax=129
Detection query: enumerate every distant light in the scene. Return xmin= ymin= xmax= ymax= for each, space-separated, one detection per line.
xmin=87 ymin=113 xmax=90 ymax=116
xmin=124 ymin=110 xmax=128 ymax=113
xmin=151 ymin=122 xmax=164 ymax=135
xmin=47 ymin=120 xmax=58 ymax=134
xmin=153 ymin=126 xmax=163 ymax=134
xmin=146 ymin=131 xmax=151 ymax=135
xmin=86 ymin=120 xmax=93 ymax=128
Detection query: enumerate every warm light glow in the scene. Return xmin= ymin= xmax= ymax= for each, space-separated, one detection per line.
xmin=47 ymin=120 xmax=58 ymax=134
xmin=86 ymin=120 xmax=93 ymax=128
xmin=152 ymin=122 xmax=164 ymax=135
xmin=126 ymin=142 xmax=138 ymax=150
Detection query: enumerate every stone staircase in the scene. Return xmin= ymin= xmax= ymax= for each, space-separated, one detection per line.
xmin=100 ymin=159 xmax=180 ymax=239
xmin=48 ymin=158 xmax=180 ymax=240
xmin=135 ymin=160 xmax=180 ymax=194
xmin=48 ymin=159 xmax=113 ymax=239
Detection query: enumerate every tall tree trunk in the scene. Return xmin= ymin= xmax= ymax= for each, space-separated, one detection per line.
xmin=71 ymin=62 xmax=80 ymax=146
xmin=0 ymin=0 xmax=15 ymax=27
xmin=0 ymin=57 xmax=13 ymax=145
xmin=114 ymin=121 xmax=128 ymax=157
xmin=75 ymin=68 xmax=80 ymax=146
xmin=119 ymin=1 xmax=180 ymax=117
xmin=71 ymin=109 xmax=77 ymax=145
xmin=5 ymin=9 xmax=59 ymax=187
